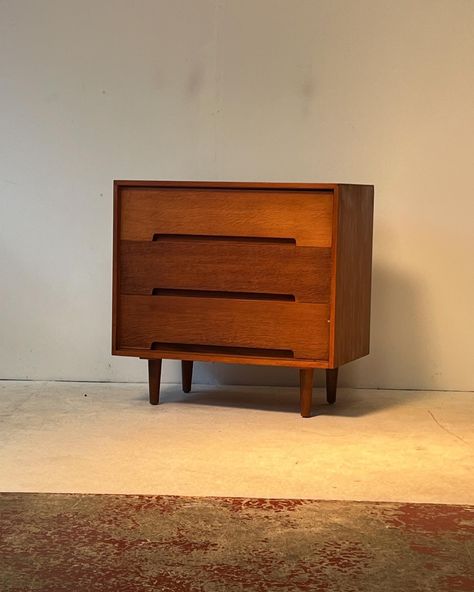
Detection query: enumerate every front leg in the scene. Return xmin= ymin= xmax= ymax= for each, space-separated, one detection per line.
xmin=148 ymin=359 xmax=162 ymax=405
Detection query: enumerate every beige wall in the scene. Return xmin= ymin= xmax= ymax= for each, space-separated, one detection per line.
xmin=1 ymin=0 xmax=473 ymax=389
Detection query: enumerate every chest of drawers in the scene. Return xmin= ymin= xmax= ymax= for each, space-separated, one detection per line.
xmin=112 ymin=181 xmax=374 ymax=417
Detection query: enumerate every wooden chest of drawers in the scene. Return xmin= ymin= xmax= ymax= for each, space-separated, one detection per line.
xmin=112 ymin=181 xmax=374 ymax=417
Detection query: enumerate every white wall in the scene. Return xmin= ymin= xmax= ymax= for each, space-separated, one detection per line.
xmin=1 ymin=0 xmax=473 ymax=390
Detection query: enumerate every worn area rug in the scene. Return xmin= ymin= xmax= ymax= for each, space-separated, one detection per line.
xmin=1 ymin=493 xmax=473 ymax=592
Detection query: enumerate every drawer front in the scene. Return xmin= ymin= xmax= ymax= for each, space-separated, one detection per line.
xmin=118 ymin=295 xmax=329 ymax=360
xmin=119 ymin=187 xmax=333 ymax=247
xmin=120 ymin=240 xmax=331 ymax=304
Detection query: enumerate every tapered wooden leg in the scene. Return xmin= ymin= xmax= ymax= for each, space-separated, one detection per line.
xmin=326 ymin=368 xmax=338 ymax=405
xmin=182 ymin=360 xmax=193 ymax=393
xmin=148 ymin=359 xmax=162 ymax=405
xmin=299 ymin=368 xmax=314 ymax=418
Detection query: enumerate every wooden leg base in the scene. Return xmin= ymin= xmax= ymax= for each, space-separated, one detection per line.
xmin=181 ymin=360 xmax=193 ymax=393
xmin=148 ymin=359 xmax=162 ymax=405
xmin=147 ymin=360 xmax=336 ymax=414
xmin=326 ymin=368 xmax=338 ymax=405
xmin=299 ymin=368 xmax=314 ymax=418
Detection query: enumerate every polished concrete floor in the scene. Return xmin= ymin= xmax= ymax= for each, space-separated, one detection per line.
xmin=0 ymin=381 xmax=472 ymax=504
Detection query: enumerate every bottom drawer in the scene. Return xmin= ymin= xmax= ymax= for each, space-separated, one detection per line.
xmin=118 ymin=295 xmax=329 ymax=360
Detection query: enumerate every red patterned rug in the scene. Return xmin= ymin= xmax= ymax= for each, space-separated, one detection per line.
xmin=1 ymin=493 xmax=473 ymax=591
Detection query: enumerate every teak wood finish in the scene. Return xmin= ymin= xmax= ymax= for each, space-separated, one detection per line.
xmin=112 ymin=181 xmax=374 ymax=417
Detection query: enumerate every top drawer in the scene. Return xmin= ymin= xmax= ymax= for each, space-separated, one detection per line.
xmin=119 ymin=187 xmax=333 ymax=247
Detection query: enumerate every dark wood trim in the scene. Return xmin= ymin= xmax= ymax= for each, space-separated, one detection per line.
xmin=148 ymin=359 xmax=162 ymax=405
xmin=181 ymin=361 xmax=193 ymax=393
xmin=114 ymin=180 xmax=338 ymax=191
xmin=122 ymin=349 xmax=329 ymax=368
xmin=326 ymin=368 xmax=338 ymax=405
xmin=328 ymin=185 xmax=340 ymax=368
xmin=299 ymin=368 xmax=314 ymax=417
xmin=111 ymin=181 xmax=120 ymax=353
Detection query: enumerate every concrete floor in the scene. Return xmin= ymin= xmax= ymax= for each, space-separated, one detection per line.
xmin=0 ymin=380 xmax=472 ymax=504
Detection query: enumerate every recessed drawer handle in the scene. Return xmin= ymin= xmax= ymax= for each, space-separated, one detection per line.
xmin=152 ymin=233 xmax=296 ymax=245
xmin=151 ymin=288 xmax=296 ymax=302
xmin=150 ymin=342 xmax=295 ymax=358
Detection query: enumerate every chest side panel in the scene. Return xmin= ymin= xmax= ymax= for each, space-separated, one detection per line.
xmin=331 ymin=184 xmax=374 ymax=367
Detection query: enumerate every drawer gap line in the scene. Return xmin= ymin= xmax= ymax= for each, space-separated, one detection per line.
xmin=151 ymin=288 xmax=296 ymax=301
xmin=152 ymin=233 xmax=296 ymax=245
xmin=150 ymin=342 xmax=295 ymax=358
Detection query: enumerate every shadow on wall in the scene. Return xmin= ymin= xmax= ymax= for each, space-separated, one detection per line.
xmin=340 ymin=262 xmax=436 ymax=390
xmin=196 ymin=261 xmax=435 ymax=391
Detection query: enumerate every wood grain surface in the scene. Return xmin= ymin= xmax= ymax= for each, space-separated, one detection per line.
xmin=120 ymin=240 xmax=331 ymax=303
xmin=119 ymin=188 xmax=333 ymax=247
xmin=330 ymin=184 xmax=374 ymax=367
xmin=118 ymin=295 xmax=329 ymax=360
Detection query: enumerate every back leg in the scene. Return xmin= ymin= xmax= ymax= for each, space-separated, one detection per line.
xmin=182 ymin=361 xmax=193 ymax=393
xmin=326 ymin=368 xmax=338 ymax=405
